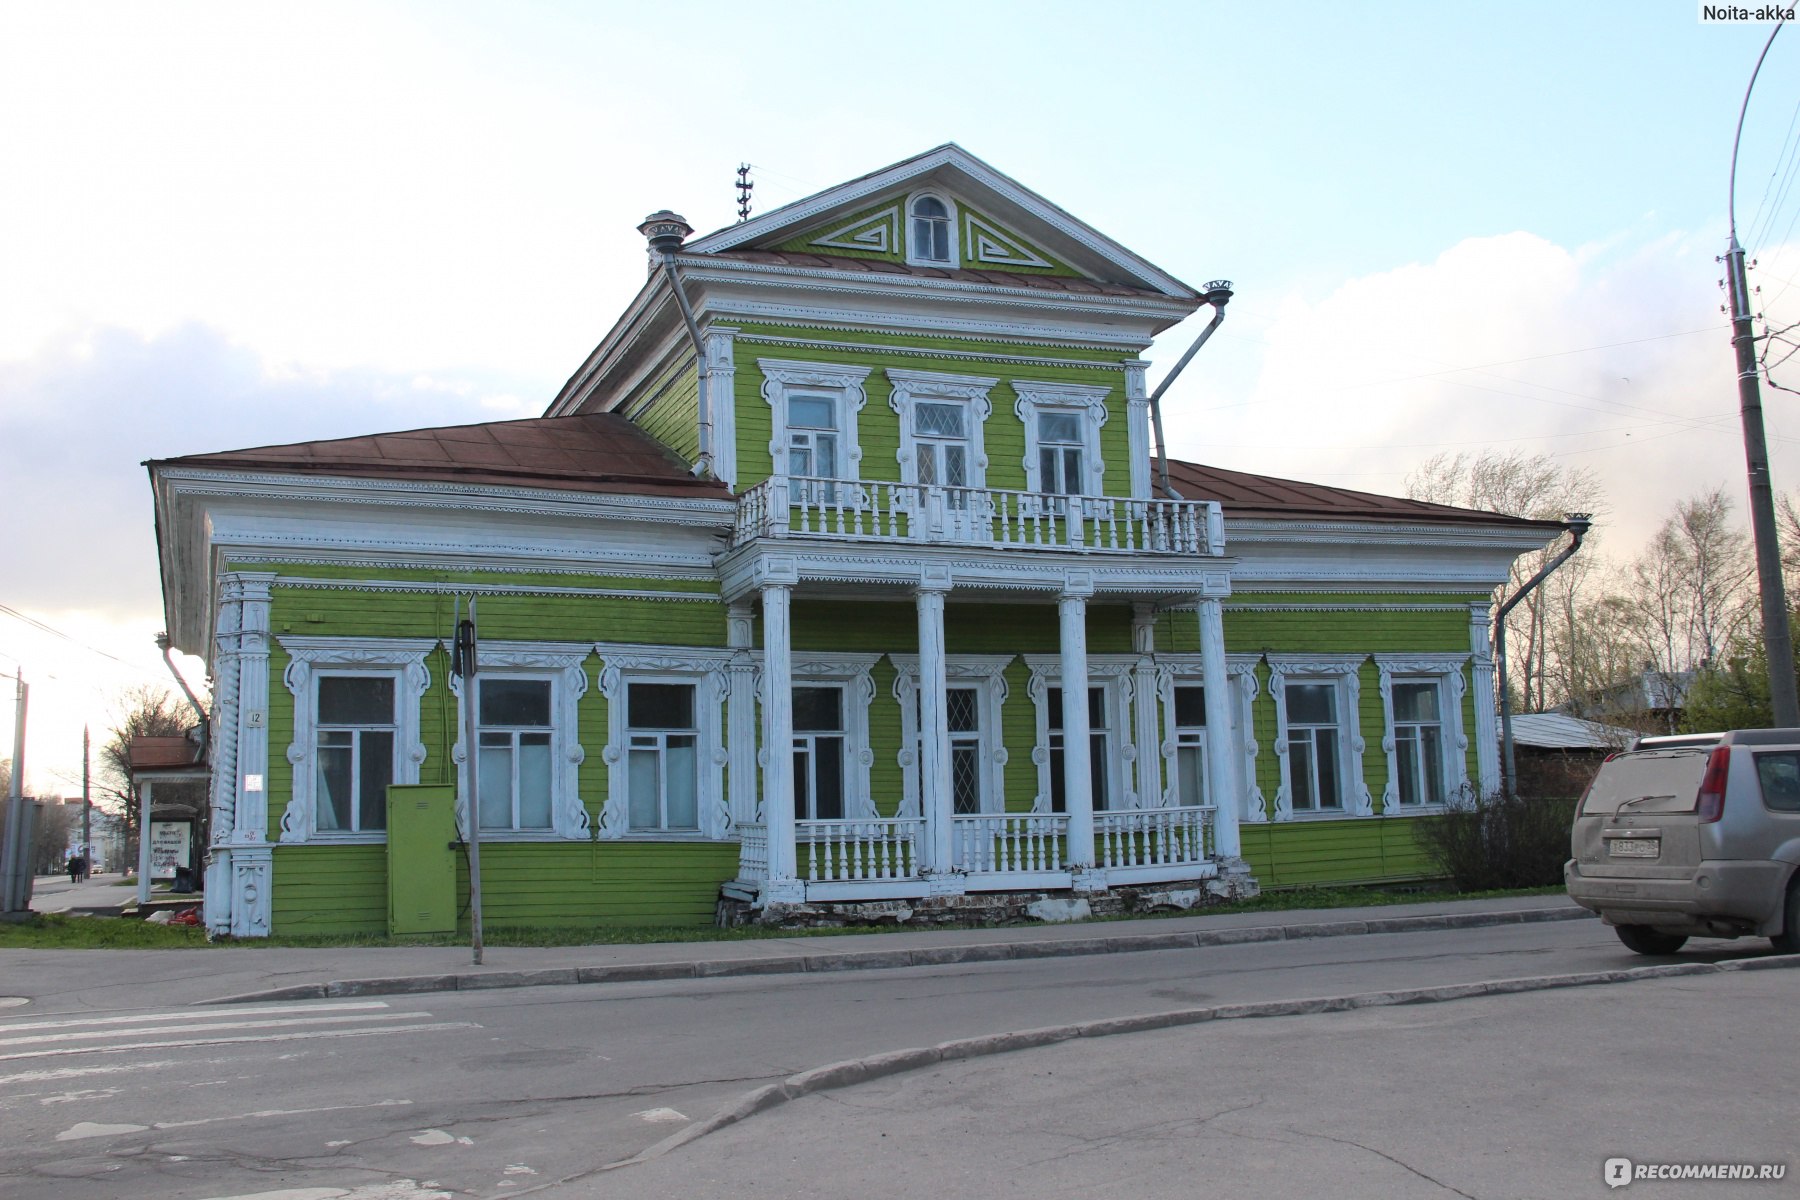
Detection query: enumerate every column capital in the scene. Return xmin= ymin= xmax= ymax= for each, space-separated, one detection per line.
xmin=1059 ymin=569 xmax=1095 ymax=600
xmin=917 ymin=563 xmax=953 ymax=594
xmin=754 ymin=554 xmax=800 ymax=589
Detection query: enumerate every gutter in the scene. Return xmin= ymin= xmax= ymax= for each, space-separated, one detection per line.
xmin=1150 ymin=281 xmax=1234 ymax=499
xmin=156 ymin=631 xmax=208 ymax=763
xmin=1496 ymin=513 xmax=1593 ymax=799
xmin=638 ymin=212 xmax=715 ymax=480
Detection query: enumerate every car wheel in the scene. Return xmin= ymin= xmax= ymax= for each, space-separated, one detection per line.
xmin=1770 ymin=882 xmax=1800 ymax=954
xmin=1615 ymin=925 xmax=1688 ymax=955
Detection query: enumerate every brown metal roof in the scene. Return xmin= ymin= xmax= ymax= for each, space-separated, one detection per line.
xmin=705 ymin=249 xmax=1177 ymax=300
xmin=129 ymin=735 xmax=203 ymax=771
xmin=150 ymin=413 xmax=732 ymax=500
xmin=1162 ymin=457 xmax=1565 ymax=529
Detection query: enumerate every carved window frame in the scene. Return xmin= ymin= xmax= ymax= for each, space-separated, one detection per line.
xmin=594 ymin=644 xmax=732 ymax=840
xmin=1374 ymin=654 xmax=1471 ymax=813
xmin=1014 ymin=380 xmax=1112 ymax=497
xmin=784 ymin=652 xmax=883 ymax=821
xmin=886 ymin=367 xmax=997 ymax=492
xmin=1156 ymin=653 xmax=1266 ymax=822
xmin=759 ymin=358 xmax=873 ymax=485
xmin=889 ymin=654 xmax=1013 ymax=818
xmin=1022 ymin=655 xmax=1137 ymax=814
xmin=447 ymin=642 xmax=593 ymax=842
xmin=1267 ymin=654 xmax=1373 ymax=820
xmin=905 ymin=190 xmax=959 ymax=267
xmin=278 ymin=636 xmax=435 ymax=844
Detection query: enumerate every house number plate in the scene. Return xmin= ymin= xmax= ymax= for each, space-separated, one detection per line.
xmin=1607 ymin=838 xmax=1659 ymax=859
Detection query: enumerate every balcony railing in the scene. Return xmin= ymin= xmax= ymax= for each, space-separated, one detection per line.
xmin=733 ymin=477 xmax=1225 ymax=556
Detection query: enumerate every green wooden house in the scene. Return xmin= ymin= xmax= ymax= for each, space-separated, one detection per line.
xmin=149 ymin=145 xmax=1560 ymax=937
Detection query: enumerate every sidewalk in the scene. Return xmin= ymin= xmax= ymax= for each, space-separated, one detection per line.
xmin=0 ymin=892 xmax=1593 ymax=1013
xmin=25 ymin=870 xmax=143 ymax=914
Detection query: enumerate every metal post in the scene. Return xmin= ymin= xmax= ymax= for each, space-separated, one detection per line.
xmin=1728 ymin=24 xmax=1799 ymax=727
xmin=2 ymin=673 xmax=30 ymax=914
xmin=1498 ymin=516 xmax=1590 ymax=799
xmin=81 ymin=726 xmax=90 ymax=879
xmin=455 ymin=597 xmax=484 ymax=965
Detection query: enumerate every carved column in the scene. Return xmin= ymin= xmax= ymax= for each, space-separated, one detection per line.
xmin=1058 ymin=587 xmax=1096 ymax=872
xmin=1124 ymin=359 xmax=1152 ymax=500
xmin=1469 ymin=602 xmax=1501 ymax=797
xmin=202 ymin=576 xmax=244 ymax=935
xmin=759 ymin=582 xmax=801 ymax=903
xmin=1197 ymin=594 xmax=1243 ymax=859
xmin=229 ymin=572 xmax=276 ymax=937
xmin=726 ymin=603 xmax=759 ymax=829
xmin=1131 ymin=604 xmax=1161 ymax=808
xmin=916 ymin=582 xmax=953 ymax=875
xmin=703 ymin=326 xmax=739 ymax=490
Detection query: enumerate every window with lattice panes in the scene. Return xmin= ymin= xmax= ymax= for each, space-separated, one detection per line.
xmin=947 ymin=686 xmax=984 ymax=814
xmin=914 ymin=401 xmax=971 ymax=502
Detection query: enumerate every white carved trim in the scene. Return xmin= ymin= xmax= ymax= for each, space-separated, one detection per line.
xmin=1469 ymin=602 xmax=1501 ymax=797
xmin=1014 ymin=379 xmax=1113 ymax=496
xmin=445 ymin=641 xmax=593 ymax=841
xmin=702 ymin=326 xmax=739 ymax=489
xmin=964 ymin=212 xmax=1053 ymax=270
xmin=886 ymin=367 xmax=997 ymax=491
xmin=1157 ymin=655 xmax=1264 ymax=821
xmin=809 ymin=204 xmax=902 ymax=255
xmin=757 ymin=358 xmax=874 ymax=481
xmin=1375 ymin=653 xmax=1472 ymax=813
xmin=890 ymin=654 xmax=1013 ymax=817
xmin=1266 ymin=654 xmax=1373 ymax=819
xmin=593 ymin=643 xmax=734 ymax=840
xmin=1022 ymin=655 xmax=1136 ymax=814
xmin=276 ymin=636 xmax=436 ymax=843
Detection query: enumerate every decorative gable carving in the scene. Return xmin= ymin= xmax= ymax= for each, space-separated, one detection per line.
xmin=810 ymin=205 xmax=901 ymax=255
xmin=965 ymin=214 xmax=1053 ymax=270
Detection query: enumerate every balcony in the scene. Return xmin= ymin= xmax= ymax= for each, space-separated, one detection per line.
xmin=733 ymin=477 xmax=1225 ymax=556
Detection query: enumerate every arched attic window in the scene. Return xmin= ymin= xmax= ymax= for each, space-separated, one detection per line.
xmin=908 ymin=194 xmax=955 ymax=266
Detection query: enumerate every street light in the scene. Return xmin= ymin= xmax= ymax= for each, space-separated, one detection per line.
xmin=1726 ymin=22 xmax=1799 ymax=728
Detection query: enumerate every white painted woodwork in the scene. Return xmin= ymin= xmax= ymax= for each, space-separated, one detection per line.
xmin=1469 ymin=602 xmax=1501 ymax=797
xmin=1124 ymin=360 xmax=1151 ymax=501
xmin=1132 ymin=605 xmax=1161 ymax=808
xmin=1196 ymin=599 xmax=1243 ymax=857
xmin=1094 ymin=805 xmax=1214 ymax=870
xmin=702 ymin=327 xmax=738 ymax=489
xmin=1058 ymin=592 xmax=1096 ymax=869
xmin=726 ymin=604 xmax=759 ymax=828
xmin=759 ymin=583 xmax=799 ymax=898
xmin=915 ymin=586 xmax=953 ymax=874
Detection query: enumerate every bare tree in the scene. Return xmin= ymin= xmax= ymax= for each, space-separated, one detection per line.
xmin=1622 ymin=489 xmax=1755 ymax=690
xmin=98 ymin=685 xmax=195 ymax=836
xmin=1407 ymin=450 xmax=1606 ymax=711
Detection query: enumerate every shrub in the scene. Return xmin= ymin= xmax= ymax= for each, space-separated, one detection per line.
xmin=1416 ymin=787 xmax=1577 ymax=892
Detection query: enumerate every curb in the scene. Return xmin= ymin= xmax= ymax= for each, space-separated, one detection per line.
xmin=604 ymin=951 xmax=1800 ymax=1171
xmin=203 ymin=904 xmax=1595 ymax=1005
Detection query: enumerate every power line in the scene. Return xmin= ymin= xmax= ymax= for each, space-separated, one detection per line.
xmin=0 ymin=605 xmax=163 ymax=678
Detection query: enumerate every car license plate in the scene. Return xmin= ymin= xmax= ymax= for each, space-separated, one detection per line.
xmin=1608 ymin=838 xmax=1659 ymax=859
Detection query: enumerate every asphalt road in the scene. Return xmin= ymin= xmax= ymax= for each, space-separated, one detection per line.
xmin=0 ymin=919 xmax=1784 ymax=1200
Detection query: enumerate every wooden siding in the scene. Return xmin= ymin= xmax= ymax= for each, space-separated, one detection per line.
xmin=1239 ymin=815 xmax=1438 ymax=889
xmin=629 ymin=356 xmax=701 ymax=465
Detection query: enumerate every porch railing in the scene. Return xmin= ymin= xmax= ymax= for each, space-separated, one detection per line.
xmin=733 ymin=476 xmax=1224 ymax=556
xmin=798 ymin=817 xmax=924 ymax=883
xmin=736 ymin=822 xmax=768 ymax=881
xmin=1094 ymin=805 xmax=1215 ymax=870
xmin=950 ymin=812 xmax=1068 ymax=874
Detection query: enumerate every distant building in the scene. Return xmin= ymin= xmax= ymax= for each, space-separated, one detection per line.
xmin=1560 ymin=668 xmax=1694 ymax=734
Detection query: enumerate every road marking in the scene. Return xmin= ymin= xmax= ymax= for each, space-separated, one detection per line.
xmin=197 ymin=1183 xmax=453 ymax=1200
xmin=410 ymin=1128 xmax=472 ymax=1146
xmin=57 ymin=1099 xmax=414 ymax=1141
xmin=0 ymin=1000 xmax=390 ymax=1035
xmin=633 ymin=1107 xmax=689 ymax=1123
xmin=0 ymin=1021 xmax=479 ymax=1063
xmin=1 ymin=1010 xmax=417 ymax=1047
xmin=0 ymin=1058 xmax=185 ymax=1086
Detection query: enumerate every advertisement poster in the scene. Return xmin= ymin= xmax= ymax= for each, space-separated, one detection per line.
xmin=148 ymin=821 xmax=192 ymax=881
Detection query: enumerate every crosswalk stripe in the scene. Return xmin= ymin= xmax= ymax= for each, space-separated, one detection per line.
xmin=0 ymin=1020 xmax=479 ymax=1063
xmin=1 ymin=1010 xmax=419 ymax=1048
xmin=0 ymin=1000 xmax=390 ymax=1035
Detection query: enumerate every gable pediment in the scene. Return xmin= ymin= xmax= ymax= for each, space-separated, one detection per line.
xmin=687 ymin=144 xmax=1197 ymax=298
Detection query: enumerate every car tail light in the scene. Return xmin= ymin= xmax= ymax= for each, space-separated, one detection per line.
xmin=1696 ymin=746 xmax=1731 ymax=823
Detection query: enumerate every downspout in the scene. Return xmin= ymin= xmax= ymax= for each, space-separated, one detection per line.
xmin=156 ymin=631 xmax=208 ymax=761
xmin=1150 ymin=281 xmax=1234 ymax=500
xmin=1495 ymin=513 xmax=1592 ymax=800
xmin=638 ymin=212 xmax=714 ymax=479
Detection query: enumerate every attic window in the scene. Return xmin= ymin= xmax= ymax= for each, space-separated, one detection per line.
xmin=908 ymin=194 xmax=954 ymax=266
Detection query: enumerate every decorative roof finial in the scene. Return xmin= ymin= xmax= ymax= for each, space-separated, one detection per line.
xmin=736 ymin=164 xmax=754 ymax=223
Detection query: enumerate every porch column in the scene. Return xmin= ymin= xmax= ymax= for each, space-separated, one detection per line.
xmin=1196 ymin=594 xmax=1243 ymax=859
xmin=916 ymin=582 xmax=953 ymax=874
xmin=136 ymin=779 xmax=154 ymax=907
xmin=229 ymin=573 xmax=276 ymax=937
xmin=1059 ymin=586 xmax=1096 ymax=870
xmin=1131 ymin=604 xmax=1161 ymax=807
xmin=726 ymin=603 xmax=758 ymax=830
xmin=760 ymin=581 xmax=801 ymax=902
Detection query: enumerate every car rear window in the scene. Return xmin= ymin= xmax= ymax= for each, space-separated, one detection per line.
xmin=1581 ymin=749 xmax=1709 ymax=814
xmin=1754 ymin=752 xmax=1800 ymax=813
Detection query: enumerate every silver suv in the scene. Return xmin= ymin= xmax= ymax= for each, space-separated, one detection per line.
xmin=1565 ymin=729 xmax=1800 ymax=955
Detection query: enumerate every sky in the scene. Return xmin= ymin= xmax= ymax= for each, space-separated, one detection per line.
xmin=3 ymin=0 xmax=1800 ymax=795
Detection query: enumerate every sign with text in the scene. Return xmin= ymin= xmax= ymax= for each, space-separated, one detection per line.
xmin=148 ymin=821 xmax=192 ymax=880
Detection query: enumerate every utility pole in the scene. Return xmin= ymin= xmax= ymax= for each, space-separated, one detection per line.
xmin=81 ymin=725 xmax=91 ymax=879
xmin=1728 ymin=23 xmax=1800 ymax=727
xmin=453 ymin=597 xmax=484 ymax=965
xmin=2 ymin=672 xmax=31 ymax=915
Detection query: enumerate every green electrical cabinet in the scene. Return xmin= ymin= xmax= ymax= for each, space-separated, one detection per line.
xmin=386 ymin=784 xmax=458 ymax=935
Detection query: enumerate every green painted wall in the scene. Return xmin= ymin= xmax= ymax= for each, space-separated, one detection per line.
xmin=1239 ymin=815 xmax=1438 ymax=889
xmin=630 ymin=357 xmax=701 ymax=465
xmin=734 ymin=331 xmax=1129 ymax=498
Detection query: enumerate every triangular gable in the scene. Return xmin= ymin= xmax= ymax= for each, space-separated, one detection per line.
xmin=688 ymin=143 xmax=1197 ymax=297
xmin=767 ymin=194 xmax=1078 ymax=276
